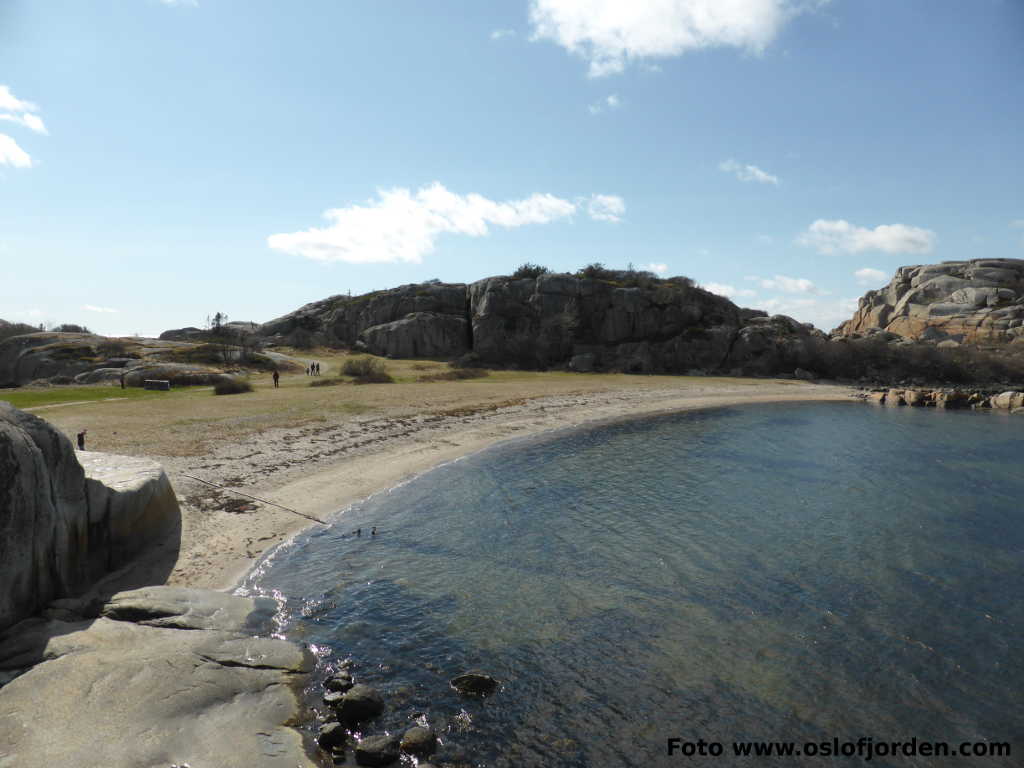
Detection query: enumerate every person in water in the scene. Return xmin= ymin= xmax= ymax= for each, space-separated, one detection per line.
xmin=371 ymin=526 xmax=377 ymax=536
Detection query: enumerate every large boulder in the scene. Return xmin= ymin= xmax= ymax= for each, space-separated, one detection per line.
xmin=359 ymin=311 xmax=470 ymax=358
xmin=835 ymin=259 xmax=1024 ymax=344
xmin=0 ymin=404 xmax=180 ymax=631
xmin=723 ymin=315 xmax=828 ymax=375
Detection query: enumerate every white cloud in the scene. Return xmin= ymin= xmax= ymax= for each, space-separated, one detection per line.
xmin=719 ymin=158 xmax=779 ymax=185
xmin=82 ymin=305 xmax=119 ymax=313
xmin=268 ymin=182 xmax=616 ymax=264
xmin=588 ymin=93 xmax=621 ymax=114
xmin=491 ymin=28 xmax=516 ymax=39
xmin=0 ymin=134 xmax=32 ymax=168
xmin=703 ymin=282 xmax=757 ymax=299
xmin=854 ymin=267 xmax=887 ymax=285
xmin=751 ymin=296 xmax=858 ymax=331
xmin=645 ymin=262 xmax=669 ymax=275
xmin=587 ymin=193 xmax=625 ymax=222
xmin=759 ymin=274 xmax=821 ymax=294
xmin=797 ymin=219 xmax=936 ymax=255
xmin=0 ymin=112 xmax=48 ymax=135
xmin=0 ymin=85 xmax=38 ymax=114
xmin=1009 ymin=219 xmax=1024 ymax=229
xmin=529 ymin=0 xmax=820 ymax=76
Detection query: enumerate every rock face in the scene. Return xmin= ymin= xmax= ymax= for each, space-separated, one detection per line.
xmin=468 ymin=274 xmax=742 ymax=372
xmin=0 ymin=403 xmax=180 ymax=631
xmin=836 ymin=259 xmax=1024 ymax=344
xmin=260 ymin=282 xmax=470 ymax=357
xmin=0 ymin=586 xmax=326 ymax=767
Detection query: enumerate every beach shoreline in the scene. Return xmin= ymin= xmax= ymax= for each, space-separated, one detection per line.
xmin=153 ymin=380 xmax=858 ymax=593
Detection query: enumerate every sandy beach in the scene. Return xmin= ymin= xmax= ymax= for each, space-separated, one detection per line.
xmin=30 ymin=368 xmax=857 ymax=593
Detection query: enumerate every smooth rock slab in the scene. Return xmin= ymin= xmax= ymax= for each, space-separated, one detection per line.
xmin=0 ymin=587 xmax=326 ymax=768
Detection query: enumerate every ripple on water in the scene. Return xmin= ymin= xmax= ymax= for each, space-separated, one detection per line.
xmin=242 ymin=403 xmax=1024 ymax=767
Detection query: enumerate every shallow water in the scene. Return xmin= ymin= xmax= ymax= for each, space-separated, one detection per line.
xmin=242 ymin=403 xmax=1024 ymax=767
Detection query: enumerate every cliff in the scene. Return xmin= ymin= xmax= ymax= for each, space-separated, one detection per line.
xmin=258 ymin=272 xmax=831 ymax=375
xmin=0 ymin=403 xmax=180 ymax=630
xmin=835 ymin=258 xmax=1024 ymax=345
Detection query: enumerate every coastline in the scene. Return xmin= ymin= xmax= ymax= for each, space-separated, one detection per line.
xmin=155 ymin=381 xmax=857 ymax=593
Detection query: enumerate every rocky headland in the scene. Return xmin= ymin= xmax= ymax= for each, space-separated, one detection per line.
xmin=835 ymin=258 xmax=1024 ymax=345
xmin=0 ymin=404 xmax=325 ymax=767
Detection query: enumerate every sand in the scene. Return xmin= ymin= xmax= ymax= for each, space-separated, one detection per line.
xmin=29 ymin=369 xmax=857 ymax=592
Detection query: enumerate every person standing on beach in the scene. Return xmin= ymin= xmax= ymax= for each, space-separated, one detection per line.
xmin=77 ymin=430 xmax=87 ymax=450
xmin=272 ymin=370 xmax=280 ymax=388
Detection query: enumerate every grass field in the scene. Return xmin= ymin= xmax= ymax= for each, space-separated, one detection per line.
xmin=4 ymin=349 xmax=766 ymax=457
xmin=0 ymin=384 xmax=199 ymax=410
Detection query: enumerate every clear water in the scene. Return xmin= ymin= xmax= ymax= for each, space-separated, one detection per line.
xmin=241 ymin=403 xmax=1024 ymax=767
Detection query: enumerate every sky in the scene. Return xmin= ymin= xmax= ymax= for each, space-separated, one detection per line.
xmin=1 ymin=0 xmax=1022 ymax=337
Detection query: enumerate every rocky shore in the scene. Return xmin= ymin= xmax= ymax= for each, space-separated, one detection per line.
xmin=0 ymin=586 xmax=326 ymax=767
xmin=856 ymin=387 xmax=1024 ymax=410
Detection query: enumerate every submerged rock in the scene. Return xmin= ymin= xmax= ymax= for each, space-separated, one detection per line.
xmin=400 ymin=725 xmax=437 ymax=756
xmin=450 ymin=671 xmax=499 ymax=696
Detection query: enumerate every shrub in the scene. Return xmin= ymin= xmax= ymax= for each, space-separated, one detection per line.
xmin=512 ymin=263 xmax=551 ymax=279
xmin=309 ymin=377 xmax=344 ymax=387
xmin=418 ymin=366 xmax=489 ymax=382
xmin=341 ymin=356 xmax=393 ymax=383
xmin=578 ymin=262 xmax=614 ymax=280
xmin=214 ymin=377 xmax=254 ymax=395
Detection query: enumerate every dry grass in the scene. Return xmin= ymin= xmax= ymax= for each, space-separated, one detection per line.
xmin=13 ymin=349 xmax=761 ymax=458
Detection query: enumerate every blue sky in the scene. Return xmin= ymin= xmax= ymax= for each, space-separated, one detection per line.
xmin=2 ymin=0 xmax=1022 ymax=336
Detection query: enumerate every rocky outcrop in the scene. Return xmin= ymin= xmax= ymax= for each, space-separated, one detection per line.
xmin=469 ymin=274 xmax=742 ymax=372
xmin=260 ymin=282 xmax=469 ymax=356
xmin=0 ymin=586 xmax=326 ymax=767
xmin=0 ymin=404 xmax=180 ymax=631
xmin=0 ymin=332 xmax=106 ymax=386
xmin=256 ymin=273 xmax=850 ymax=375
xmin=836 ymin=259 xmax=1024 ymax=344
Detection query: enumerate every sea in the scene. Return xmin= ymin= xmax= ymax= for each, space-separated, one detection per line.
xmin=240 ymin=402 xmax=1024 ymax=767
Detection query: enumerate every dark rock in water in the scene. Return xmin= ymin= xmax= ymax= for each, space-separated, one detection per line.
xmin=335 ymin=683 xmax=385 ymax=722
xmin=400 ymin=725 xmax=437 ymax=756
xmin=325 ymin=671 xmax=354 ymax=692
xmin=354 ymin=734 xmax=400 ymax=766
xmin=450 ymin=671 xmax=499 ymax=696
xmin=323 ymin=689 xmax=346 ymax=707
xmin=317 ymin=721 xmax=347 ymax=750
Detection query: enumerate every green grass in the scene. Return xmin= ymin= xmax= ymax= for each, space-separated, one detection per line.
xmin=0 ymin=385 xmax=192 ymax=409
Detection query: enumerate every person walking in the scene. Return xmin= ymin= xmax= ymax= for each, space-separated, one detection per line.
xmin=272 ymin=370 xmax=280 ymax=388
